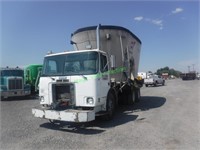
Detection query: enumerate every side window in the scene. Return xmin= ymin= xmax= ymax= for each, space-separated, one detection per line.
xmin=100 ymin=54 xmax=108 ymax=72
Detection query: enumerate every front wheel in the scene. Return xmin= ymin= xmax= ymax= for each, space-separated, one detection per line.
xmin=49 ymin=119 xmax=60 ymax=125
xmin=102 ymin=92 xmax=116 ymax=121
xmin=154 ymin=81 xmax=157 ymax=87
xmin=1 ymin=96 xmax=5 ymax=101
xmin=162 ymin=80 xmax=165 ymax=86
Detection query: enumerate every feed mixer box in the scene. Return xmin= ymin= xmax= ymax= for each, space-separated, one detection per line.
xmin=71 ymin=25 xmax=142 ymax=82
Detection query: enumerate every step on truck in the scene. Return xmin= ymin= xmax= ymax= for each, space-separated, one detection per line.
xmin=0 ymin=67 xmax=31 ymax=100
xmin=32 ymin=25 xmax=142 ymax=122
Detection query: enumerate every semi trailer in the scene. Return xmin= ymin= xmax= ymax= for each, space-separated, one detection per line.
xmin=32 ymin=25 xmax=142 ymax=122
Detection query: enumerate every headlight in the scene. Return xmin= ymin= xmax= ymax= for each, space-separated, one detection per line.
xmin=39 ymin=96 xmax=44 ymax=102
xmin=86 ymin=97 xmax=94 ymax=104
xmin=0 ymin=85 xmax=7 ymax=91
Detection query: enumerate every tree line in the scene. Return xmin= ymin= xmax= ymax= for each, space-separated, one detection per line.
xmin=155 ymin=66 xmax=182 ymax=77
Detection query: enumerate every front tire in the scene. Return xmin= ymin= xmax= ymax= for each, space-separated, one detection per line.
xmin=49 ymin=119 xmax=60 ymax=125
xmin=162 ymin=80 xmax=165 ymax=86
xmin=102 ymin=92 xmax=116 ymax=121
xmin=1 ymin=96 xmax=5 ymax=101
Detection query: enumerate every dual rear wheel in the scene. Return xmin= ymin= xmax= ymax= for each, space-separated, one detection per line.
xmin=103 ymin=88 xmax=141 ymax=120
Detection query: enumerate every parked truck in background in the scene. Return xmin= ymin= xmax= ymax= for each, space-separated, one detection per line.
xmin=32 ymin=25 xmax=142 ymax=122
xmin=24 ymin=64 xmax=42 ymax=94
xmin=137 ymin=72 xmax=153 ymax=85
xmin=180 ymin=72 xmax=196 ymax=80
xmin=0 ymin=67 xmax=31 ymax=100
xmin=137 ymin=72 xmax=153 ymax=79
xmin=144 ymin=74 xmax=165 ymax=87
xmin=196 ymin=73 xmax=200 ymax=80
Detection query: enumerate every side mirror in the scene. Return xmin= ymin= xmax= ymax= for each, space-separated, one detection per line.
xmin=110 ymin=55 xmax=116 ymax=69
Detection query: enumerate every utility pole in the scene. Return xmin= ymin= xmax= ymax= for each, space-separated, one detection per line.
xmin=188 ymin=66 xmax=190 ymax=73
xmin=192 ymin=64 xmax=195 ymax=72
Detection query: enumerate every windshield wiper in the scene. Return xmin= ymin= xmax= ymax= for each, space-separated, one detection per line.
xmin=49 ymin=77 xmax=55 ymax=80
xmin=80 ymin=74 xmax=87 ymax=80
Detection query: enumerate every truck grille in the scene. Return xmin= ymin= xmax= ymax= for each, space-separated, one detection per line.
xmin=8 ymin=78 xmax=23 ymax=90
xmin=52 ymin=83 xmax=75 ymax=108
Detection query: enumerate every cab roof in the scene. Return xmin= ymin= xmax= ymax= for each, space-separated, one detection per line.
xmin=45 ymin=49 xmax=107 ymax=57
xmin=0 ymin=67 xmax=23 ymax=71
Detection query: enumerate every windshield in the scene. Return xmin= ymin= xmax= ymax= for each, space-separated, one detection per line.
xmin=42 ymin=51 xmax=99 ymax=76
xmin=0 ymin=70 xmax=24 ymax=77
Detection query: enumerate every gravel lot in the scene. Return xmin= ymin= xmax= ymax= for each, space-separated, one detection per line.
xmin=1 ymin=79 xmax=200 ymax=150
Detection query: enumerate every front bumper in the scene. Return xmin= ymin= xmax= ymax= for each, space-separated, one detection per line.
xmin=32 ymin=107 xmax=95 ymax=122
xmin=1 ymin=90 xmax=31 ymax=98
xmin=144 ymin=82 xmax=154 ymax=85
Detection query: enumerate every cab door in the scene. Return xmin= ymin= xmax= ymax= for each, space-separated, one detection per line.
xmin=98 ymin=53 xmax=110 ymax=105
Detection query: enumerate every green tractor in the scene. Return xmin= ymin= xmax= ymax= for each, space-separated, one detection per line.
xmin=24 ymin=64 xmax=42 ymax=94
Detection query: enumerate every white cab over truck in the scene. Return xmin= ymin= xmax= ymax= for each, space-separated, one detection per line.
xmin=32 ymin=25 xmax=142 ymax=122
xmin=144 ymin=74 xmax=165 ymax=87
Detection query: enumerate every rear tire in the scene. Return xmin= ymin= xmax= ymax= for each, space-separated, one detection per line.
xmin=127 ymin=90 xmax=136 ymax=105
xmin=135 ymin=89 xmax=141 ymax=103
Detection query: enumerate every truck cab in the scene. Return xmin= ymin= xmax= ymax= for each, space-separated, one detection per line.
xmin=40 ymin=50 xmax=109 ymax=108
xmin=33 ymin=50 xmax=111 ymax=122
xmin=0 ymin=67 xmax=31 ymax=99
